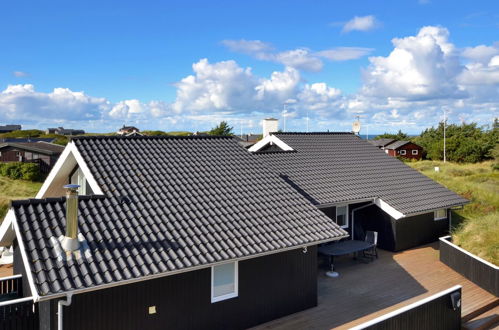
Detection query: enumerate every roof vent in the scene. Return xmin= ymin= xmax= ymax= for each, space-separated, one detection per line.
xmin=60 ymin=184 xmax=80 ymax=252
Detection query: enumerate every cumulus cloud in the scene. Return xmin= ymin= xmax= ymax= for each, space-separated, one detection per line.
xmin=172 ymin=58 xmax=304 ymax=113
xmin=0 ymin=84 xmax=109 ymax=121
xmin=362 ymin=26 xmax=464 ymax=100
xmin=342 ymin=15 xmax=378 ymax=33
xmin=222 ymin=39 xmax=372 ymax=72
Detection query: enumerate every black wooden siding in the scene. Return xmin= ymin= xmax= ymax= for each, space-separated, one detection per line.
xmin=323 ymin=204 xmax=449 ymax=251
xmin=440 ymin=237 xmax=498 ymax=296
xmin=13 ymin=242 xmax=31 ymax=297
xmin=41 ymin=247 xmax=318 ymax=330
xmin=362 ymin=287 xmax=461 ymax=330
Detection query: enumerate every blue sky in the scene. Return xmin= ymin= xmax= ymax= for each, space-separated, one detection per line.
xmin=1 ymin=0 xmax=498 ymax=134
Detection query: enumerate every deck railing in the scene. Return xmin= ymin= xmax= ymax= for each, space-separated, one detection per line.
xmin=0 ymin=274 xmax=22 ymax=298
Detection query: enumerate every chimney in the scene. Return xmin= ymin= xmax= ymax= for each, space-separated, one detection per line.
xmin=263 ymin=118 xmax=278 ymax=137
xmin=61 ymin=184 xmax=80 ymax=252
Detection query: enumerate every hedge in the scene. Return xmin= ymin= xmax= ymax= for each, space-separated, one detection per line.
xmin=0 ymin=162 xmax=41 ymax=181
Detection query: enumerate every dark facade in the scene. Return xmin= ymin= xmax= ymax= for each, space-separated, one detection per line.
xmin=320 ymin=204 xmax=448 ymax=251
xmin=33 ymin=247 xmax=318 ymax=330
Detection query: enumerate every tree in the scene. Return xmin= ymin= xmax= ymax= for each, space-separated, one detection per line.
xmin=413 ymin=120 xmax=498 ymax=163
xmin=208 ymin=121 xmax=233 ymax=136
xmin=374 ymin=130 xmax=409 ymax=140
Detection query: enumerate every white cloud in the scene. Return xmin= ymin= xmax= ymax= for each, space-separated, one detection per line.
xmin=342 ymin=15 xmax=378 ymax=33
xmin=461 ymin=44 xmax=499 ymax=63
xmin=316 ymin=47 xmax=374 ymax=61
xmin=220 ymin=39 xmax=273 ymax=55
xmin=13 ymin=71 xmax=29 ymax=77
xmin=273 ymin=49 xmax=323 ymax=72
xmin=0 ymin=84 xmax=109 ymax=121
xmin=362 ymin=26 xmax=463 ymax=100
xmin=222 ymin=39 xmax=372 ymax=72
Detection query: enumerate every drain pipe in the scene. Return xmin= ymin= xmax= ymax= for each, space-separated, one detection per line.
xmin=58 ymin=293 xmax=73 ymax=330
xmin=351 ymin=201 xmax=375 ymax=240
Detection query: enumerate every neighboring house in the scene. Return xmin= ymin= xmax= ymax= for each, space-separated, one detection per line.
xmin=0 ymin=124 xmax=22 ymax=133
xmin=367 ymin=138 xmax=396 ymax=149
xmin=250 ymin=132 xmax=468 ymax=251
xmin=0 ymin=136 xmax=347 ymax=330
xmin=46 ymin=127 xmax=85 ymax=135
xmin=0 ymin=137 xmax=56 ymax=143
xmin=117 ymin=125 xmax=140 ymax=135
xmin=0 ymin=142 xmax=65 ymax=173
xmin=384 ymin=140 xmax=424 ymax=160
xmin=233 ymin=134 xmax=262 ymax=148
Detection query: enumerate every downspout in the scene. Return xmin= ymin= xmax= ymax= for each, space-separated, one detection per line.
xmin=58 ymin=293 xmax=73 ymax=330
xmin=351 ymin=201 xmax=375 ymax=240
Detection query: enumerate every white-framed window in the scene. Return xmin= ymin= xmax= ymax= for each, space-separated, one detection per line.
xmin=70 ymin=167 xmax=93 ymax=195
xmin=336 ymin=205 xmax=349 ymax=228
xmin=211 ymin=261 xmax=238 ymax=303
xmin=399 ymin=150 xmax=407 ymax=155
xmin=412 ymin=150 xmax=418 ymax=155
xmin=434 ymin=209 xmax=447 ymax=221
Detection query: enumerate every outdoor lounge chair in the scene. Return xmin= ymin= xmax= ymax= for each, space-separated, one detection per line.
xmin=363 ymin=231 xmax=378 ymax=260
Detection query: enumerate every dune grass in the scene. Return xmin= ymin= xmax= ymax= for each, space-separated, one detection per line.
xmin=0 ymin=176 xmax=42 ymax=221
xmin=408 ymin=160 xmax=498 ymax=265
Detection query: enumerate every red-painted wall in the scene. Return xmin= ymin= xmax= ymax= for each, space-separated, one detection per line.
xmin=385 ymin=143 xmax=423 ymax=160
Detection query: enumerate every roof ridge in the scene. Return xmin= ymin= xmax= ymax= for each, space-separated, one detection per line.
xmin=71 ymin=135 xmax=234 ymax=141
xmin=274 ymin=132 xmax=354 ymax=135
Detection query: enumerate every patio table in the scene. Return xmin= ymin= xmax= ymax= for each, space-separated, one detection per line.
xmin=318 ymin=240 xmax=375 ymax=278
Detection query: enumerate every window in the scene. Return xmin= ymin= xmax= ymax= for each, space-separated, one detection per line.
xmin=70 ymin=167 xmax=93 ymax=195
xmin=412 ymin=149 xmax=418 ymax=155
xmin=15 ymin=151 xmax=21 ymax=157
xmin=336 ymin=205 xmax=348 ymax=228
xmin=434 ymin=209 xmax=447 ymax=221
xmin=211 ymin=262 xmax=238 ymax=303
xmin=399 ymin=150 xmax=407 ymax=155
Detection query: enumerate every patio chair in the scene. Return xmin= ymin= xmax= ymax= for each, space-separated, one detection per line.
xmin=363 ymin=231 xmax=378 ymax=260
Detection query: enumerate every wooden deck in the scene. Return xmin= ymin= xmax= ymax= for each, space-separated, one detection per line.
xmin=0 ymin=265 xmax=13 ymax=278
xmin=252 ymin=242 xmax=498 ymax=330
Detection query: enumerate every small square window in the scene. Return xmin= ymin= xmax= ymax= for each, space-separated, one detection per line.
xmin=434 ymin=209 xmax=447 ymax=221
xmin=412 ymin=150 xmax=418 ymax=155
xmin=399 ymin=150 xmax=407 ymax=155
xmin=336 ymin=205 xmax=348 ymax=228
xmin=211 ymin=262 xmax=238 ymax=303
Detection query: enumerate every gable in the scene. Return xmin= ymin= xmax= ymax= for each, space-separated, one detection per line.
xmin=248 ymin=135 xmax=293 ymax=152
xmin=36 ymin=142 xmax=103 ymax=198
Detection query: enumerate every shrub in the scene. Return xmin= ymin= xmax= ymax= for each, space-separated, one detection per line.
xmin=0 ymin=162 xmax=41 ymax=181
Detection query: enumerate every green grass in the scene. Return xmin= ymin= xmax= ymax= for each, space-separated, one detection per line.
xmin=0 ymin=176 xmax=42 ymax=221
xmin=408 ymin=160 xmax=499 ymax=265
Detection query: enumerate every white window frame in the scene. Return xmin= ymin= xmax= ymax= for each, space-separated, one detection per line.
xmin=211 ymin=261 xmax=238 ymax=303
xmin=434 ymin=209 xmax=447 ymax=221
xmin=412 ymin=149 xmax=418 ymax=155
xmin=336 ymin=204 xmax=349 ymax=229
xmin=399 ymin=150 xmax=407 ymax=155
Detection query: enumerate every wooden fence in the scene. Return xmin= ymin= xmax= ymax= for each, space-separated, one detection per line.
xmin=350 ymin=286 xmax=462 ymax=330
xmin=440 ymin=236 xmax=498 ymax=296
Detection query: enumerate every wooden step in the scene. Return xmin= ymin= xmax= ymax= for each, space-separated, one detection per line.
xmin=462 ymin=301 xmax=499 ymax=330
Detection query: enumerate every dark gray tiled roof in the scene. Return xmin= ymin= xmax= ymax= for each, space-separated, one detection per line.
xmin=384 ymin=140 xmax=411 ymax=150
xmin=0 ymin=142 xmax=64 ymax=155
xmin=367 ymin=138 xmax=395 ymax=147
xmin=13 ymin=136 xmax=347 ymax=297
xmin=256 ymin=133 xmax=468 ymax=215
